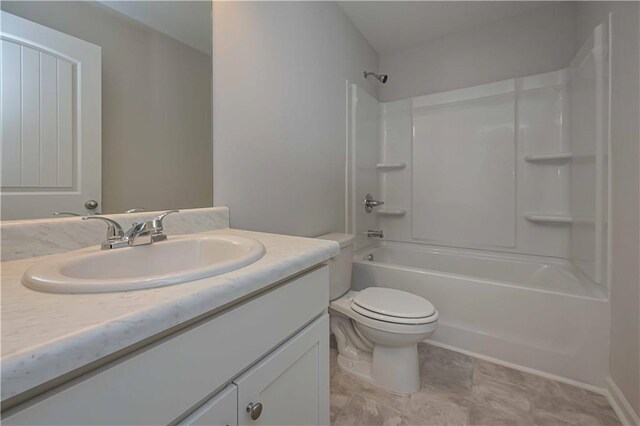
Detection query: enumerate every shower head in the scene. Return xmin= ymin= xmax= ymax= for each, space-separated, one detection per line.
xmin=364 ymin=71 xmax=388 ymax=84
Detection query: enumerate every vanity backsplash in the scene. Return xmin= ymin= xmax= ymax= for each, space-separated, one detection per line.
xmin=1 ymin=207 xmax=230 ymax=261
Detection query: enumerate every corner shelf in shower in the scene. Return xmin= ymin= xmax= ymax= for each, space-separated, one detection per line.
xmin=376 ymin=162 xmax=407 ymax=171
xmin=524 ymin=213 xmax=573 ymax=224
xmin=376 ymin=209 xmax=407 ymax=216
xmin=524 ymin=152 xmax=573 ymax=162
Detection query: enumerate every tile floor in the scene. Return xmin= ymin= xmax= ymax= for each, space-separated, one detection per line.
xmin=330 ymin=343 xmax=622 ymax=426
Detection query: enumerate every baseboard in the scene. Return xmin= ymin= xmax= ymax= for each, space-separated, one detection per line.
xmin=605 ymin=376 xmax=640 ymax=426
xmin=424 ymin=339 xmax=606 ymax=394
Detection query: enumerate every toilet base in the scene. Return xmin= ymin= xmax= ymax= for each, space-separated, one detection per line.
xmin=371 ymin=343 xmax=421 ymax=394
xmin=336 ymin=353 xmax=373 ymax=384
xmin=330 ymin=291 xmax=437 ymax=395
xmin=336 ymin=344 xmax=421 ymax=394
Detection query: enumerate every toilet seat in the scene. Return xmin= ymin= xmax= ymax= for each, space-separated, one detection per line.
xmin=351 ymin=287 xmax=437 ymax=325
xmin=330 ymin=290 xmax=439 ymax=334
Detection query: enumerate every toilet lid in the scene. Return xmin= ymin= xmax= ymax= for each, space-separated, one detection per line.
xmin=352 ymin=288 xmax=436 ymax=321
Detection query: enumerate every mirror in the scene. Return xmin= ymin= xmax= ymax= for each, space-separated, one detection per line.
xmin=0 ymin=1 xmax=212 ymax=220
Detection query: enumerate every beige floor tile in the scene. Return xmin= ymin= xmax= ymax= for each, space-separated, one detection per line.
xmin=331 ymin=391 xmax=353 ymax=424
xmin=399 ymin=415 xmax=429 ymax=426
xmin=472 ymin=355 xmax=622 ymax=426
xmin=468 ymin=403 xmax=534 ymax=426
xmin=331 ymin=343 xmax=621 ymax=426
xmin=472 ymin=358 xmax=527 ymax=387
xmin=333 ymin=394 xmax=414 ymax=426
xmin=470 ymin=377 xmax=532 ymax=415
xmin=406 ymin=384 xmax=470 ymax=425
xmin=532 ymin=408 xmax=605 ymax=426
xmin=421 ymin=345 xmax=474 ymax=392
xmin=530 ymin=386 xmax=621 ymax=426
xmin=469 ymin=373 xmax=534 ymax=426
xmin=518 ymin=371 xmax=570 ymax=395
xmin=597 ymin=410 xmax=624 ymax=426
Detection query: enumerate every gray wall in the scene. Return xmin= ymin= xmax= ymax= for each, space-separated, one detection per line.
xmin=2 ymin=1 xmax=213 ymax=214
xmin=213 ymin=1 xmax=378 ymax=236
xmin=378 ymin=3 xmax=576 ymax=102
xmin=575 ymin=2 xmax=640 ymax=419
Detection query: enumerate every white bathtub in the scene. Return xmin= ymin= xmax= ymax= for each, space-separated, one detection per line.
xmin=352 ymin=242 xmax=610 ymax=387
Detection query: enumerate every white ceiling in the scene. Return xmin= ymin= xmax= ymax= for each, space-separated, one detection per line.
xmin=99 ymin=1 xmax=211 ymax=55
xmin=338 ymin=1 xmax=554 ymax=54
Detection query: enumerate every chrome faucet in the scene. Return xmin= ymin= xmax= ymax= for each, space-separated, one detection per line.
xmin=83 ymin=210 xmax=179 ymax=250
xmin=82 ymin=216 xmax=127 ymax=249
xmin=124 ymin=210 xmax=179 ymax=246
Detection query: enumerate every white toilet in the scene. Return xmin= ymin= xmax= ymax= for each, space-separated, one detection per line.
xmin=319 ymin=233 xmax=438 ymax=394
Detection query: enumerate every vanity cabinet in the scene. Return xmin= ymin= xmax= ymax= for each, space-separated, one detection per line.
xmin=180 ymin=384 xmax=238 ymax=426
xmin=179 ymin=314 xmax=328 ymax=426
xmin=235 ymin=314 xmax=328 ymax=426
xmin=3 ymin=266 xmax=330 ymax=426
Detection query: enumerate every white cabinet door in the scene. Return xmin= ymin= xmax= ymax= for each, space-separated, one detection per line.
xmin=180 ymin=384 xmax=237 ymax=426
xmin=235 ymin=314 xmax=330 ymax=426
xmin=1 ymin=11 xmax=101 ymax=219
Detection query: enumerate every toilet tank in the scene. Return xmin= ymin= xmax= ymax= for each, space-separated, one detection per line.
xmin=317 ymin=233 xmax=355 ymax=301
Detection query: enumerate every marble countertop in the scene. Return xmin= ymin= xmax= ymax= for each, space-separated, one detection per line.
xmin=1 ymin=228 xmax=339 ymax=402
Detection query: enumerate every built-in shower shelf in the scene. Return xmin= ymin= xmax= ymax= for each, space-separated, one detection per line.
xmin=376 ymin=209 xmax=407 ymax=216
xmin=377 ymin=162 xmax=407 ymax=171
xmin=524 ymin=152 xmax=573 ymax=162
xmin=524 ymin=213 xmax=573 ymax=224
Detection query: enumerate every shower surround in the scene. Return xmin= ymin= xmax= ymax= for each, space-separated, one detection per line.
xmin=346 ymin=24 xmax=611 ymax=388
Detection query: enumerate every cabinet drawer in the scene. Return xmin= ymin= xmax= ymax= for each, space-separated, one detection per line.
xmin=4 ymin=266 xmax=329 ymax=425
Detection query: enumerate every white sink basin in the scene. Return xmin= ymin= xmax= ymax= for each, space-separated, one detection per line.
xmin=22 ymin=234 xmax=266 ymax=293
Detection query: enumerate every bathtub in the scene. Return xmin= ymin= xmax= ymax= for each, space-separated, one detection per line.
xmin=352 ymin=242 xmax=610 ymax=387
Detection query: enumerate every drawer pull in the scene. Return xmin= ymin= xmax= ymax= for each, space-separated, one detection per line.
xmin=246 ymin=402 xmax=263 ymax=421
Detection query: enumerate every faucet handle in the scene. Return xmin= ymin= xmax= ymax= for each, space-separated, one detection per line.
xmin=82 ymin=216 xmax=126 ymax=248
xmin=150 ymin=210 xmax=180 ymax=239
xmin=154 ymin=209 xmax=180 ymax=223
xmin=362 ymin=194 xmax=384 ymax=213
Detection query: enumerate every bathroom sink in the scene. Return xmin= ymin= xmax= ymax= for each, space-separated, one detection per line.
xmin=22 ymin=234 xmax=266 ymax=293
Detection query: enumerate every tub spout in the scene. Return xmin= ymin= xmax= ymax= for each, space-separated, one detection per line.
xmin=366 ymin=230 xmax=384 ymax=238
